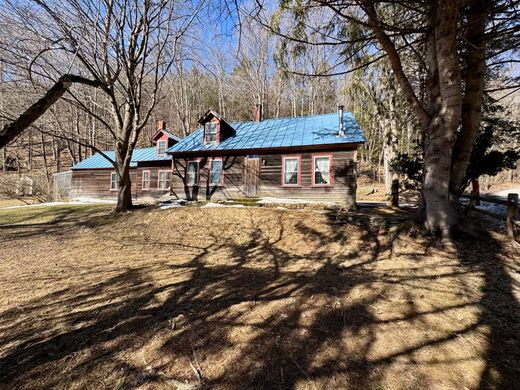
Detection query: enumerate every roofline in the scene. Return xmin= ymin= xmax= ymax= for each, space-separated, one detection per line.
xmin=167 ymin=141 xmax=364 ymax=158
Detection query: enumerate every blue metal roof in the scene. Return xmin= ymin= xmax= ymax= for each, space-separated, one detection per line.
xmin=163 ymin=130 xmax=182 ymax=142
xmin=71 ymin=147 xmax=172 ymax=170
xmin=168 ymin=112 xmax=365 ymax=155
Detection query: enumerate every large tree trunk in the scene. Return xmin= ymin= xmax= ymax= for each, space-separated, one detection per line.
xmin=422 ymin=120 xmax=458 ymax=235
xmin=417 ymin=0 xmax=461 ymax=236
xmin=449 ymin=0 xmax=490 ymax=196
xmin=116 ymin=169 xmax=133 ymax=212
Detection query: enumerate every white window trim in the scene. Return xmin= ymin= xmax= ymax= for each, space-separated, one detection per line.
xmin=142 ymin=170 xmax=150 ymax=191
xmin=186 ymin=160 xmax=200 ymax=186
xmin=110 ymin=172 xmax=118 ymax=191
xmin=157 ymin=170 xmax=171 ymax=190
xmin=209 ymin=158 xmax=224 ymax=186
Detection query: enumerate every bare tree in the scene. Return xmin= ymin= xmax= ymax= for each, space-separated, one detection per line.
xmin=1 ymin=0 xmax=204 ymax=211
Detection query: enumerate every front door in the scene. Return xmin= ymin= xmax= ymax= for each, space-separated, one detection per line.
xmin=243 ymin=156 xmax=260 ymax=198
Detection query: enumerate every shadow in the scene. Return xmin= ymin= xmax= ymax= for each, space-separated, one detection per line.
xmin=453 ymin=226 xmax=520 ymax=389
xmin=0 ymin=206 xmax=519 ymax=389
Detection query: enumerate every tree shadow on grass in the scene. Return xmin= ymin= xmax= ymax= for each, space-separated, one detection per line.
xmin=453 ymin=226 xmax=520 ymax=389
xmin=0 ymin=207 xmax=519 ymax=389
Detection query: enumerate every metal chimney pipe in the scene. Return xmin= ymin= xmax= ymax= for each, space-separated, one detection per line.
xmin=338 ymin=105 xmax=344 ymax=136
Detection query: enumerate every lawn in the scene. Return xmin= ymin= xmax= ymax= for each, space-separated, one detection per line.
xmin=0 ymin=204 xmax=519 ymax=389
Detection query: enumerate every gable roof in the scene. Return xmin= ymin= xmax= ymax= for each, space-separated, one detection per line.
xmin=198 ymin=109 xmax=224 ymax=124
xmin=71 ymin=147 xmax=172 ymax=170
xmin=152 ymin=129 xmax=182 ymax=142
xmin=168 ymin=112 xmax=365 ymax=156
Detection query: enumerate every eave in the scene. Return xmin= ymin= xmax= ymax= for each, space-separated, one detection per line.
xmin=167 ymin=142 xmax=364 ymax=159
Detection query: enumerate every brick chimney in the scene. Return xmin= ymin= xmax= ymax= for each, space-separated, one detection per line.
xmin=157 ymin=120 xmax=166 ymax=130
xmin=254 ymin=104 xmax=263 ymax=122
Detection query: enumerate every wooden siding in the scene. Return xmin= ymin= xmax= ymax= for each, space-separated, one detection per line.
xmin=70 ymin=148 xmax=358 ymax=206
xmin=259 ymin=150 xmax=357 ymax=207
xmin=70 ymin=164 xmax=173 ymax=202
xmin=70 ymin=169 xmax=138 ymax=201
xmin=171 ymin=149 xmax=358 ymax=207
xmin=170 ymin=156 xmax=247 ymax=201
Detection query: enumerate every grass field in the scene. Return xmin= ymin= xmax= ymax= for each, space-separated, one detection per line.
xmin=0 ymin=204 xmax=519 ymax=389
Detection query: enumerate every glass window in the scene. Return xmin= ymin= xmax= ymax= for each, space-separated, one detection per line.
xmin=210 ymin=159 xmax=223 ymax=185
xmin=205 ymin=123 xmax=217 ymax=143
xmin=142 ymin=171 xmax=150 ymax=190
xmin=165 ymin=171 xmax=171 ymax=189
xmin=158 ymin=170 xmax=171 ymax=190
xmin=187 ymin=161 xmax=199 ymax=185
xmin=110 ymin=172 xmax=117 ymax=190
xmin=283 ymin=157 xmax=299 ymax=186
xmin=157 ymin=140 xmax=166 ymax=155
xmin=314 ymin=156 xmax=331 ymax=185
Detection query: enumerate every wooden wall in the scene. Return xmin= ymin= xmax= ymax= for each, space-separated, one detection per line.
xmin=70 ymin=164 xmax=173 ymax=202
xmin=171 ymin=156 xmax=247 ymax=201
xmin=259 ymin=150 xmax=357 ymax=207
xmin=171 ymin=149 xmax=357 ymax=207
xmin=70 ymin=149 xmax=358 ymax=206
xmin=70 ymin=169 xmax=136 ymax=201
xmin=135 ymin=166 xmax=173 ymax=201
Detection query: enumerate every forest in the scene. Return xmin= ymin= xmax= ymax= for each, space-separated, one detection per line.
xmin=0 ymin=0 xmax=519 ymax=234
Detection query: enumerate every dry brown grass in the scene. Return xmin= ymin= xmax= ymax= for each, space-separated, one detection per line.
xmin=0 ymin=205 xmax=519 ymax=390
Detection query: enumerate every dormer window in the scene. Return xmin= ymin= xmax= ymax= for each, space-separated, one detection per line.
xmin=205 ymin=123 xmax=217 ymax=143
xmin=157 ymin=140 xmax=166 ymax=156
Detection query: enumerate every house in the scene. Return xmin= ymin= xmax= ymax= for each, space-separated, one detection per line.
xmin=69 ymin=122 xmax=180 ymax=202
xmin=68 ymin=106 xmax=366 ymax=207
xmin=168 ymin=106 xmax=365 ymax=207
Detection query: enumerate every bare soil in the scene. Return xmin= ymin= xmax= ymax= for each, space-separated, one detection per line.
xmin=0 ymin=204 xmax=519 ymax=389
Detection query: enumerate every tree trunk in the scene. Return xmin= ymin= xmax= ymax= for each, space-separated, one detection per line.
xmin=384 ymin=75 xmax=399 ymax=194
xmin=116 ymin=170 xmax=133 ymax=212
xmin=422 ymin=120 xmax=458 ymax=235
xmin=449 ymin=0 xmax=490 ymax=195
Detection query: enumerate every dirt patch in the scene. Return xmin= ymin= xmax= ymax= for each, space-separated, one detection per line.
xmin=0 ymin=206 xmax=519 ymax=389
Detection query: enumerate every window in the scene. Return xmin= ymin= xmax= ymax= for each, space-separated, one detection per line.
xmin=282 ymin=156 xmax=300 ymax=186
xmin=187 ymin=161 xmax=199 ymax=186
xmin=205 ymin=123 xmax=217 ymax=143
xmin=110 ymin=172 xmax=117 ymax=191
xmin=158 ymin=170 xmax=171 ymax=190
xmin=142 ymin=170 xmax=150 ymax=190
xmin=313 ymin=155 xmax=332 ymax=186
xmin=209 ymin=159 xmax=223 ymax=186
xmin=157 ymin=140 xmax=166 ymax=156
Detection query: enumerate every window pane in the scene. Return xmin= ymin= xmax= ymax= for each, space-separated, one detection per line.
xmin=284 ymin=158 xmax=299 ymax=185
xmin=314 ymin=157 xmax=330 ymax=185
xmin=210 ymin=160 xmax=222 ymax=185
xmin=157 ymin=171 xmax=163 ymax=189
xmin=143 ymin=172 xmax=149 ymax=189
xmin=165 ymin=172 xmax=171 ymax=188
xmin=206 ymin=123 xmax=217 ymax=142
xmin=187 ymin=162 xmax=198 ymax=185
xmin=111 ymin=173 xmax=117 ymax=190
xmin=158 ymin=141 xmax=166 ymax=155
